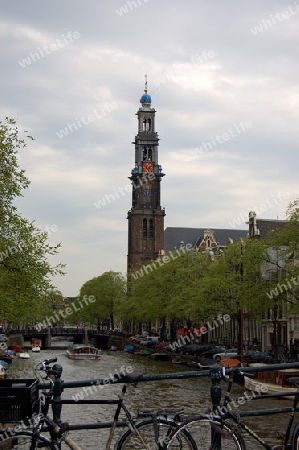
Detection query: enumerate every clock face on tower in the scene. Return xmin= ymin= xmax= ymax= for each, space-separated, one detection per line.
xmin=142 ymin=162 xmax=153 ymax=173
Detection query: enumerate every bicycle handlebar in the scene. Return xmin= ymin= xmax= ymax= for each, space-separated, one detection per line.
xmin=44 ymin=357 xmax=58 ymax=365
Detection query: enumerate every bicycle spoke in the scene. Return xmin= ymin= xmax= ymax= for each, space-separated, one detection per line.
xmin=167 ymin=419 xmax=245 ymax=450
xmin=116 ymin=418 xmax=197 ymax=450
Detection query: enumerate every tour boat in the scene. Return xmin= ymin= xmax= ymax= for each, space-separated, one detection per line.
xmin=66 ymin=344 xmax=101 ymax=360
xmin=244 ymin=365 xmax=299 ymax=399
xmin=31 ymin=339 xmax=41 ymax=352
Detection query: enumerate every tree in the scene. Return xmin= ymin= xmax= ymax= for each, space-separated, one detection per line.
xmin=0 ymin=117 xmax=65 ymax=325
xmin=73 ymin=271 xmax=126 ymax=330
xmin=123 ymin=251 xmax=215 ymax=340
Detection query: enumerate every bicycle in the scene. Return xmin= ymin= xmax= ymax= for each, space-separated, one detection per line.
xmin=0 ymin=357 xmax=81 ymax=449
xmin=165 ymin=365 xmax=299 ymax=449
xmin=52 ymin=369 xmax=197 ymax=450
xmin=0 ymin=358 xmax=197 ymax=450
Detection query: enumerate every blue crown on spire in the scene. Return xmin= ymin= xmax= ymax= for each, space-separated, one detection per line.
xmin=140 ymin=93 xmax=151 ymax=104
xmin=140 ymin=74 xmax=151 ymax=105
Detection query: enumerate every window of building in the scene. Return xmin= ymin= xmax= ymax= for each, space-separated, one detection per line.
xmin=149 ymin=219 xmax=154 ymax=238
xmin=143 ymin=147 xmax=152 ymax=161
xmin=143 ymin=118 xmax=151 ymax=132
xmin=143 ymin=219 xmax=147 ymax=238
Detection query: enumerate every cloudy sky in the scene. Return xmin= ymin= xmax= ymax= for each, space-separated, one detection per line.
xmin=1 ymin=0 xmax=298 ymax=296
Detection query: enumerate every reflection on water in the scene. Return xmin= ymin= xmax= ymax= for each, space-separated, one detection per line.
xmin=6 ymin=348 xmax=297 ymax=449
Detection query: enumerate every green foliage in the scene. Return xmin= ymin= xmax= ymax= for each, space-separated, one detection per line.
xmin=123 ymin=251 xmax=217 ymax=327
xmin=73 ymin=271 xmax=126 ymax=329
xmin=0 ymin=118 xmax=65 ymax=324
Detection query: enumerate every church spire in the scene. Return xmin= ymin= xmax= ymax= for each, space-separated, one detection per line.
xmin=127 ymin=82 xmax=166 ymax=271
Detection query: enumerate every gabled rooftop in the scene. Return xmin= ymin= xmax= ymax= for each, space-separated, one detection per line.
xmin=164 ymin=227 xmax=248 ymax=252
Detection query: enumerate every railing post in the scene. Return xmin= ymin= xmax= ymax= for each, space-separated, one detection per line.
xmin=51 ymin=364 xmax=64 ymax=425
xmin=210 ymin=362 xmax=223 ymax=450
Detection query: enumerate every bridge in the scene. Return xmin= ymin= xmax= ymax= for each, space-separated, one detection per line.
xmin=7 ymin=328 xmax=119 ymax=349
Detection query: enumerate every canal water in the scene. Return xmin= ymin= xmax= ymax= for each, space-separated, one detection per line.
xmin=6 ymin=346 xmax=297 ymax=449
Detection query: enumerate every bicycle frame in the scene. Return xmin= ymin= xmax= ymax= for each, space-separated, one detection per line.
xmin=191 ymin=373 xmax=299 ymax=449
xmin=36 ymin=361 xmax=299 ymax=449
xmin=49 ymin=381 xmax=178 ymax=450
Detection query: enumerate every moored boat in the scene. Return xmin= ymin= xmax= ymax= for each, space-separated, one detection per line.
xmin=186 ymin=361 xmax=200 ymax=369
xmin=0 ymin=360 xmax=8 ymax=370
xmin=19 ymin=350 xmax=30 ymax=359
xmin=109 ymin=345 xmax=118 ymax=351
xmin=124 ymin=345 xmax=134 ymax=353
xmin=134 ymin=349 xmax=151 ymax=356
xmin=10 ymin=345 xmax=22 ymax=353
xmin=244 ymin=366 xmax=299 ymax=399
xmin=219 ymin=358 xmax=241 ymax=368
xmin=0 ymin=342 xmax=7 ymax=352
xmin=172 ymin=356 xmax=187 ymax=365
xmin=66 ymin=344 xmax=101 ymax=360
xmin=150 ymin=353 xmax=170 ymax=361
xmin=0 ymin=365 xmax=5 ymax=379
xmin=198 ymin=357 xmax=217 ymax=369
xmin=0 ymin=349 xmax=16 ymax=364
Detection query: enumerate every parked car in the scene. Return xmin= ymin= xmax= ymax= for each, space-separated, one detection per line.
xmin=155 ymin=341 xmax=171 ymax=351
xmin=213 ymin=349 xmax=238 ymax=360
xmin=130 ymin=334 xmax=148 ymax=344
xmin=199 ymin=346 xmax=226 ymax=359
xmin=0 ymin=334 xmax=7 ymax=342
xmin=240 ymin=350 xmax=273 ymax=363
xmin=139 ymin=336 xmax=160 ymax=346
xmin=178 ymin=343 xmax=223 ymax=356
xmin=178 ymin=344 xmax=202 ymax=355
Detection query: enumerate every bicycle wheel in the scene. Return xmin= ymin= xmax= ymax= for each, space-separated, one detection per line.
xmin=115 ymin=417 xmax=197 ymax=450
xmin=166 ymin=417 xmax=245 ymax=450
xmin=0 ymin=431 xmax=59 ymax=449
xmin=291 ymin=422 xmax=299 ymax=450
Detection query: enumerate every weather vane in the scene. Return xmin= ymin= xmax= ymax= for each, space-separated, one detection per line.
xmin=144 ymin=74 xmax=147 ymax=93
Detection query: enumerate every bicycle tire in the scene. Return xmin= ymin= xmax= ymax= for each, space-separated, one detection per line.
xmin=291 ymin=422 xmax=299 ymax=449
xmin=115 ymin=417 xmax=197 ymax=450
xmin=0 ymin=430 xmax=59 ymax=449
xmin=166 ymin=417 xmax=245 ymax=450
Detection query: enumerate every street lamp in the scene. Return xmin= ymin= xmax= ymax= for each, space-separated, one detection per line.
xmin=238 ymin=239 xmax=245 ymax=363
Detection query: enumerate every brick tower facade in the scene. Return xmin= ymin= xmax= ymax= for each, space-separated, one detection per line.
xmin=127 ymin=81 xmax=165 ymax=272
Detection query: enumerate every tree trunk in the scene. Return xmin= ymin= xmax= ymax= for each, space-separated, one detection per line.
xmin=110 ymin=312 xmax=114 ymax=331
xmin=160 ymin=317 xmax=166 ymax=341
xmin=170 ymin=319 xmax=177 ymax=342
xmin=272 ymin=304 xmax=278 ymax=360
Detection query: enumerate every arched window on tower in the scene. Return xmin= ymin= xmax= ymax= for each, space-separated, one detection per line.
xmin=143 ymin=147 xmax=152 ymax=161
xmin=149 ymin=219 xmax=154 ymax=238
xmin=143 ymin=219 xmax=147 ymax=238
xmin=143 ymin=118 xmax=151 ymax=132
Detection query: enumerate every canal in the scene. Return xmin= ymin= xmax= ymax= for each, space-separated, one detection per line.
xmin=6 ymin=347 xmax=297 ymax=449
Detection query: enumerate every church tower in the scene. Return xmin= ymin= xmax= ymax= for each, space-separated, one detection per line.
xmin=127 ymin=78 xmax=165 ymax=272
